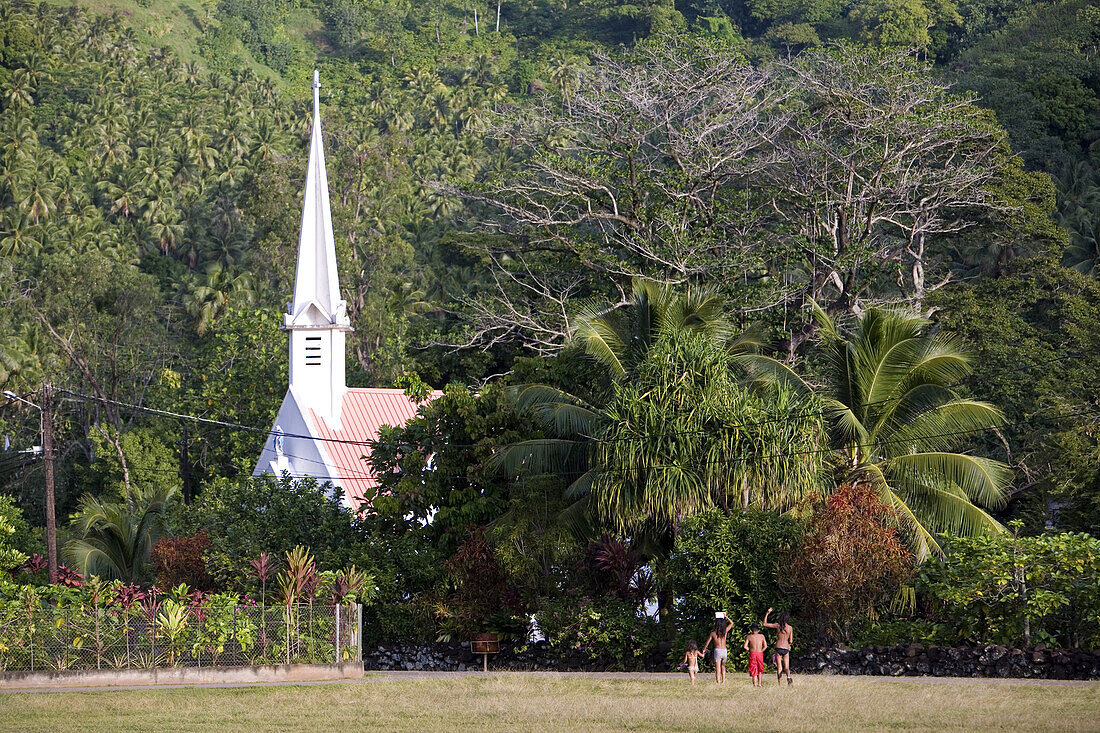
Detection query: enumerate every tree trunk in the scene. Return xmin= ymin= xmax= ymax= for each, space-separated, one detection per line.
xmin=657 ymin=583 xmax=674 ymax=639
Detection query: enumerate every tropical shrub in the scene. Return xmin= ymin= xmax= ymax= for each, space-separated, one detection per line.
xmin=0 ymin=498 xmax=29 ymax=574
xmin=769 ymin=305 xmax=1013 ymax=559
xmin=0 ymin=496 xmax=36 ymax=572
xmin=666 ymin=509 xmax=801 ymax=639
xmin=918 ymin=528 xmax=1100 ymax=649
xmin=62 ymin=486 xmax=177 ymax=583
xmin=0 ymin=553 xmax=373 ymax=671
xmin=358 ymin=532 xmax=445 ymax=645
xmin=150 ymin=532 xmax=215 ymax=591
xmin=175 ymin=475 xmax=369 ymax=590
xmin=786 ymin=483 xmax=913 ymax=643
xmin=436 ymin=528 xmax=524 ymax=641
xmin=536 ymin=593 xmax=658 ymax=670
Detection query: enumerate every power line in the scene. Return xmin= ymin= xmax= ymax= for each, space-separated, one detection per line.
xmin=50 ymin=353 xmax=1100 ymax=455
xmin=557 ymin=405 xmax=1100 ymax=474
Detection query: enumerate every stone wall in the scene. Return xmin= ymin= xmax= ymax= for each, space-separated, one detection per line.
xmin=364 ymin=641 xmax=1100 ymax=680
xmin=363 ymin=640 xmax=672 ymax=672
xmin=792 ymin=644 xmax=1100 ymax=680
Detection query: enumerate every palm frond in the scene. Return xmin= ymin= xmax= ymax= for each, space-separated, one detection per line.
xmin=887 ymin=452 xmax=1011 ymax=509
xmin=491 ymin=438 xmax=588 ymax=475
xmin=885 ymin=399 xmax=1005 ymax=454
xmin=894 ymin=480 xmax=1005 ymax=539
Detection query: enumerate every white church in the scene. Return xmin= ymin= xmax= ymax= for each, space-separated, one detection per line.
xmin=254 ymin=71 xmax=438 ymax=510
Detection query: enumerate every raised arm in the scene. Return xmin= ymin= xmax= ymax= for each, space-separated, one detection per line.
xmin=762 ymin=607 xmax=778 ymax=629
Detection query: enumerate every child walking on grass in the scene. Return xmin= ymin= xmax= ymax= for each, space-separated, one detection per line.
xmin=681 ymin=640 xmax=705 ymax=685
xmin=744 ymin=624 xmax=768 ymax=688
xmin=763 ymin=607 xmax=794 ymax=686
xmin=701 ymin=614 xmax=735 ymax=685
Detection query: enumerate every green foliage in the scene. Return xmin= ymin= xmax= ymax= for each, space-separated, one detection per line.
xmin=536 ymin=594 xmax=658 ymax=669
xmin=0 ymin=581 xmax=364 ymax=670
xmin=88 ymin=427 xmax=178 ymax=501
xmin=849 ymin=0 xmax=960 ymax=53
xmin=931 ymin=258 xmax=1100 ymax=532
xmin=357 ymin=531 xmax=445 ymax=644
xmin=776 ymin=305 xmax=1012 ymax=559
xmin=175 ymin=474 xmax=366 ymax=589
xmin=952 ymin=0 xmax=1100 ymax=171
xmin=0 ymin=495 xmax=37 ymax=566
xmin=0 ymin=495 xmax=29 ymax=572
xmin=178 ymin=307 xmax=286 ymax=478
xmin=62 ymin=486 xmax=178 ymax=584
xmin=666 ymin=509 xmax=801 ymax=639
xmin=919 ymin=527 xmax=1100 ymax=648
xmin=595 ymin=329 xmax=824 ymax=527
xmin=503 ymin=282 xmax=824 ymax=540
xmin=369 ymin=382 xmax=543 ymax=554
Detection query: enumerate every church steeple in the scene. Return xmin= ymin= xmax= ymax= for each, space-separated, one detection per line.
xmin=283 ymin=70 xmax=352 ymax=425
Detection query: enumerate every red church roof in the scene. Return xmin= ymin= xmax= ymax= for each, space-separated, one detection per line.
xmin=308 ymin=387 xmax=440 ymax=509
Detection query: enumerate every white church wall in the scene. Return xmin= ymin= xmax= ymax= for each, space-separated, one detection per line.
xmin=253 ymin=388 xmax=343 ymax=501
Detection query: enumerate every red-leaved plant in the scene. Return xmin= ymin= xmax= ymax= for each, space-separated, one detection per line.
xmin=56 ymin=564 xmax=84 ymax=588
xmin=786 ymin=482 xmax=914 ymax=643
xmin=19 ymin=554 xmax=47 ymax=576
xmin=251 ymin=552 xmax=277 ymax=607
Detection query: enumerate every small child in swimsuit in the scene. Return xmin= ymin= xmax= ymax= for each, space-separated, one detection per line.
xmin=743 ymin=624 xmax=768 ymax=688
xmin=681 ymin=640 xmax=705 ymax=685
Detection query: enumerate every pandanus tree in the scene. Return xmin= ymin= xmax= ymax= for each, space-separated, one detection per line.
xmin=497 ymin=279 xmax=824 ymax=625
xmin=766 ymin=305 xmax=1012 ymax=559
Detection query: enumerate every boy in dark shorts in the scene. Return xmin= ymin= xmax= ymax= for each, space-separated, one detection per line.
xmin=743 ymin=624 xmax=768 ymax=688
xmin=763 ymin=607 xmax=794 ymax=685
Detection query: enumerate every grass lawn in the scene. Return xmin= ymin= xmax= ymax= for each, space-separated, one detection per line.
xmin=1 ymin=674 xmax=1098 ymax=732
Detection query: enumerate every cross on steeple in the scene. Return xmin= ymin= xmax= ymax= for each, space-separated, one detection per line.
xmin=312 ymin=69 xmax=320 ymax=117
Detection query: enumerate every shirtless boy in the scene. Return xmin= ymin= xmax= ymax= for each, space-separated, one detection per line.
xmin=743 ymin=624 xmax=768 ymax=687
xmin=763 ymin=607 xmax=794 ymax=685
xmin=701 ymin=615 xmax=734 ymax=685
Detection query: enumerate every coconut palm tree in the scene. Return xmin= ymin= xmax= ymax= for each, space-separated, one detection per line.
xmin=62 ymin=485 xmax=177 ymax=583
xmin=1064 ymin=211 xmax=1099 ymax=276
xmin=767 ymin=304 xmax=1011 ymax=559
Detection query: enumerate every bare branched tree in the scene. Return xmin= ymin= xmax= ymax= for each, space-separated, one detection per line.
xmin=445 ymin=39 xmax=1022 ymax=356
xmin=767 ymin=48 xmax=1010 ymax=353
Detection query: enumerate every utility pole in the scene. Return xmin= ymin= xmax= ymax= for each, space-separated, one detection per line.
xmin=41 ymin=383 xmax=57 ymax=584
xmin=180 ymin=425 xmax=192 ymax=505
xmin=2 ymin=386 xmax=56 ymax=582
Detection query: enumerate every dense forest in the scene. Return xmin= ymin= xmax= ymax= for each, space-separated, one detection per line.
xmin=1 ymin=0 xmax=1099 ymax=650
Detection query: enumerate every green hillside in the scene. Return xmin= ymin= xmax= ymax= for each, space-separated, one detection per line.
xmin=0 ymin=0 xmax=1099 ymax=633
xmin=1 ymin=0 xmax=1100 ymax=658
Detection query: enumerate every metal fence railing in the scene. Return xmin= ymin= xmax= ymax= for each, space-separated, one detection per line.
xmin=0 ymin=603 xmax=362 ymax=672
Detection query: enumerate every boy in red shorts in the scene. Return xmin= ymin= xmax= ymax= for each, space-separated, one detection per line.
xmin=743 ymin=623 xmax=768 ymax=687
